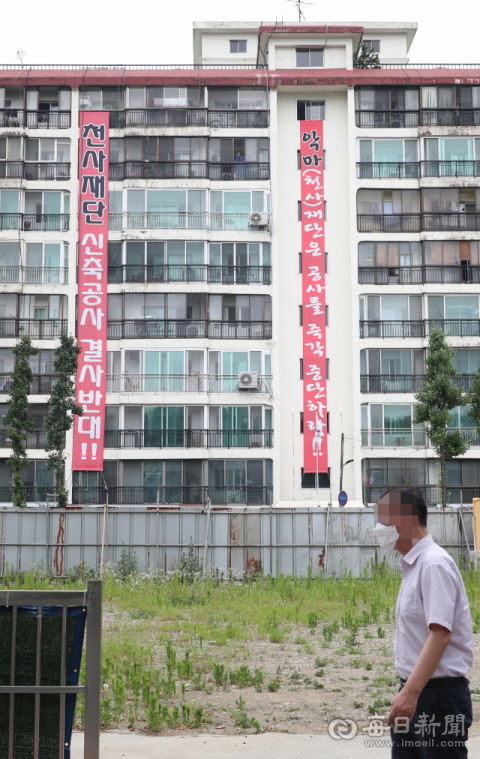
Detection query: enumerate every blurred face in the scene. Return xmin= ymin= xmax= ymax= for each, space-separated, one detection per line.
xmin=377 ymin=492 xmax=418 ymax=539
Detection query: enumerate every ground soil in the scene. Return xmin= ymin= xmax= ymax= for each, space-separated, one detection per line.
xmin=77 ymin=607 xmax=480 ymax=737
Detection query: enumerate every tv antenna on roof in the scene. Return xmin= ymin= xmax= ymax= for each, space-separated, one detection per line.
xmin=286 ymin=0 xmax=316 ymax=22
xmin=16 ymin=50 xmax=26 ymax=66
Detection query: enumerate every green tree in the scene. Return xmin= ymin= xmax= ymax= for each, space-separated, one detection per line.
xmin=466 ymin=370 xmax=480 ymax=458
xmin=3 ymin=336 xmax=39 ymax=508
xmin=45 ymin=334 xmax=83 ymax=508
xmin=354 ymin=43 xmax=381 ymax=69
xmin=414 ymin=327 xmax=469 ymax=509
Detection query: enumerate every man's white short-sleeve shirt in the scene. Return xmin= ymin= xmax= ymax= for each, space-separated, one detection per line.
xmin=394 ymin=532 xmax=473 ymax=681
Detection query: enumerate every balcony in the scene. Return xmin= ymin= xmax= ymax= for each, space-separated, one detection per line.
xmin=107 ymin=264 xmax=271 ymax=285
xmin=108 ymin=212 xmax=269 ymax=232
xmin=358 ymin=266 xmax=480 ymax=285
xmin=357 ymin=213 xmax=480 ymax=232
xmin=361 ymin=428 xmax=427 ymax=447
xmin=357 ymin=162 xmax=420 ymax=179
xmin=0 ymin=110 xmax=71 ymax=129
xmin=104 ymin=429 xmax=273 ymax=448
xmin=107 ymin=109 xmax=269 ymax=129
xmin=363 ymin=485 xmax=480 ymax=506
xmin=0 ymin=430 xmax=46 ymax=449
xmin=0 ymin=266 xmax=68 ymax=284
xmin=355 ymin=109 xmax=480 ymax=128
xmin=360 ymin=320 xmax=480 ymax=338
xmin=357 ymin=161 xmax=480 ymax=179
xmin=0 ymin=214 xmax=69 ymax=232
xmin=0 ymin=374 xmax=58 ymax=394
xmin=361 ymin=427 xmax=479 ymax=447
xmin=109 ymin=162 xmax=270 ymax=181
xmin=0 ymin=162 xmax=70 ymax=180
xmin=106 ymin=320 xmax=272 ymax=340
xmin=361 ymin=374 xmax=476 ymax=393
xmin=72 ymin=485 xmax=273 ymax=506
xmin=106 ymin=374 xmax=273 ymax=393
xmin=0 ymin=319 xmax=67 ymax=339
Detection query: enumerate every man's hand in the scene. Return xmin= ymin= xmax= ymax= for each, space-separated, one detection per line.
xmin=387 ymin=685 xmax=418 ymax=728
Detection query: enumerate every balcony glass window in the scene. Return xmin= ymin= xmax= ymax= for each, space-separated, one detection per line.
xmin=238 ymin=89 xmax=268 ymax=110
xmin=208 ymin=88 xmax=240 ymax=110
xmin=453 ymin=350 xmax=480 ymax=374
xmin=0 ymin=242 xmax=20 ymax=268
xmin=0 ymin=137 xmax=21 ymax=160
xmin=357 ymin=189 xmax=420 ymax=215
xmin=0 ymin=191 xmax=19 ymax=213
xmin=80 ymin=88 xmax=124 ymax=110
xmin=25 ymin=138 xmax=70 ymax=162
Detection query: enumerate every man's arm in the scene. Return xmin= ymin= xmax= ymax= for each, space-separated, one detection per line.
xmin=387 ymin=624 xmax=452 ymax=726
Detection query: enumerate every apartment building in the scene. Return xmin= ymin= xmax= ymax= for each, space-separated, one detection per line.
xmin=1 ymin=21 xmax=480 ymax=508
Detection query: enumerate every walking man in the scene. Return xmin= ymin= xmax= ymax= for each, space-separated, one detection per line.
xmin=374 ymin=487 xmax=473 ymax=757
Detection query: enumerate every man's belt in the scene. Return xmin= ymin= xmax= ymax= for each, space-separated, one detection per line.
xmin=399 ymin=676 xmax=468 ymax=689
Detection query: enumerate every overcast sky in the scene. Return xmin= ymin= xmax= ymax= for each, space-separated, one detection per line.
xmin=2 ymin=0 xmax=476 ymax=66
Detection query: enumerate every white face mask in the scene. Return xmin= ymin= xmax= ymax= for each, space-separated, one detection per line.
xmin=374 ymin=522 xmax=400 ymax=549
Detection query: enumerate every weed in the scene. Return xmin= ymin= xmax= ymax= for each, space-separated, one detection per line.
xmin=232 ymin=696 xmax=261 ymax=733
xmin=313 ymin=681 xmax=324 ymax=690
xmin=353 ymin=701 xmax=364 ymax=708
xmin=117 ymin=544 xmax=137 ymax=580
xmin=213 ymin=663 xmax=226 ymax=686
xmin=267 ymin=679 xmax=281 ymax=692
xmin=307 ymin=611 xmax=318 ymax=631
xmin=100 ymin=697 xmax=113 ymax=729
xmin=365 ymin=663 xmax=373 ymax=671
xmin=314 ymin=669 xmax=325 ymax=677
xmin=377 ymin=626 xmax=386 ymax=638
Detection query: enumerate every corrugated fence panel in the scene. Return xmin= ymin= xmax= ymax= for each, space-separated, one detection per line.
xmin=0 ymin=506 xmax=472 ymax=578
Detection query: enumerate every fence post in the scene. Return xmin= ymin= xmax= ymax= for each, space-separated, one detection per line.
xmin=84 ymin=580 xmax=102 ymax=759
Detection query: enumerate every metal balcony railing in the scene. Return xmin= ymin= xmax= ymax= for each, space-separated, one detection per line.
xmin=355 ymin=109 xmax=480 ymax=128
xmin=360 ymin=320 xmax=424 ymax=338
xmin=106 ymin=374 xmax=273 ymax=393
xmin=0 ymin=162 xmax=70 ymax=180
xmin=107 ymin=109 xmax=270 ymax=128
xmin=361 ymin=319 xmax=480 ymax=338
xmin=107 ymin=264 xmax=271 ymax=285
xmin=107 ymin=212 xmax=269 ymax=231
xmin=104 ymin=428 xmax=273 ymax=448
xmin=363 ymin=485 xmax=480 ymax=506
xmin=207 ymin=111 xmax=269 ymax=128
xmin=23 ymin=214 xmax=70 ymax=231
xmin=356 ymin=162 xmax=420 ymax=179
xmin=106 ymin=320 xmax=272 ymax=340
xmin=23 ymin=266 xmax=69 ymax=284
xmin=355 ymin=111 xmax=421 ymax=128
xmin=0 ymin=430 xmax=47 ymax=448
xmin=0 ymin=318 xmax=67 ymax=339
xmin=360 ymin=374 xmax=478 ymax=393
xmin=357 ymin=214 xmax=421 ymax=232
xmin=0 ymin=110 xmax=71 ymax=128
xmin=357 ymin=213 xmax=480 ymax=232
xmin=71 ymin=485 xmax=273 ymax=506
xmin=361 ymin=427 xmax=427 ymax=447
xmin=360 ymin=375 xmax=426 ymax=393
xmin=0 ymin=374 xmax=58 ymax=394
xmin=358 ymin=266 xmax=480 ymax=285
xmin=109 ymin=161 xmax=270 ymax=181
xmin=361 ymin=427 xmax=479 ymax=447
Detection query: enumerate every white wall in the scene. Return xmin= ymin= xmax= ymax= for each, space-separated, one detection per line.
xmin=200 ymin=33 xmax=258 ymax=64
xmin=274 ymin=46 xmax=347 ymax=69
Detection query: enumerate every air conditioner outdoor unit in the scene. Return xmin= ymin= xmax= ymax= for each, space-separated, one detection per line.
xmin=222 ymin=172 xmax=232 ymax=180
xmin=249 ymin=211 xmax=269 ymax=228
xmin=238 ymin=371 xmax=258 ymax=390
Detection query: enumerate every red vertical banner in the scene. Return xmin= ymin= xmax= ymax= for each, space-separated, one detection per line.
xmin=300 ymin=121 xmax=328 ymax=474
xmin=72 ymin=112 xmax=109 ymax=471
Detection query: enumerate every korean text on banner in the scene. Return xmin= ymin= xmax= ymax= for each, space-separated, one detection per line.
xmin=300 ymin=121 xmax=327 ymax=474
xmin=73 ymin=112 xmax=109 ymax=471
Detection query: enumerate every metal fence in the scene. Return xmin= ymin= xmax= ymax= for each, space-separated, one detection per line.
xmin=0 ymin=580 xmax=101 ymax=759
xmin=0 ymin=506 xmax=472 ymax=578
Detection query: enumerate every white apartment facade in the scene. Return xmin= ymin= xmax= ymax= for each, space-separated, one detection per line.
xmin=0 ymin=21 xmax=480 ymax=508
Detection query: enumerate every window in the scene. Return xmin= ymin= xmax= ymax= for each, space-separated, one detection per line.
xmin=296 ymin=48 xmax=324 ymax=68
xmin=325 ymin=252 xmax=328 ymax=273
xmin=301 ymin=468 xmax=330 ymax=489
xmin=298 ymin=201 xmax=302 ymax=221
xmin=300 ymin=412 xmax=304 ymax=434
xmin=299 ymin=305 xmax=303 ymax=326
xmin=230 ymin=40 xmax=247 ymax=54
xmin=298 ymin=253 xmax=302 ymax=273
xmin=79 ymin=88 xmax=124 ymax=110
xmin=300 ymin=359 xmax=303 ymax=380
xmin=363 ymin=40 xmax=380 ymax=53
xmin=325 ymin=305 xmax=329 ymax=327
xmin=208 ymin=88 xmax=267 ymax=111
xmin=25 ymin=138 xmax=71 ymax=163
xmin=326 ymin=358 xmax=329 ymax=380
xmin=297 ymin=101 xmax=325 ymax=121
